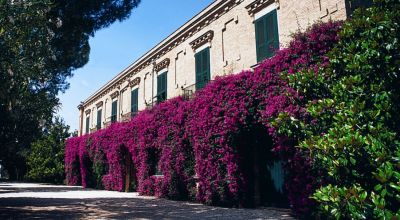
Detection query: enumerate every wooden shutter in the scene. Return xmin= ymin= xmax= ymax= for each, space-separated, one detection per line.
xmin=85 ymin=116 xmax=90 ymax=134
xmin=255 ymin=9 xmax=279 ymax=62
xmin=157 ymin=72 xmax=167 ymax=103
xmin=96 ymin=109 xmax=102 ymax=129
xmin=131 ymin=89 xmax=138 ymax=115
xmin=111 ymin=100 xmax=117 ymax=122
xmin=195 ymin=47 xmax=210 ymax=90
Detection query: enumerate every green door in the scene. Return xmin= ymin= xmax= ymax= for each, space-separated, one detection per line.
xmin=268 ymin=160 xmax=285 ymax=194
xmin=255 ymin=9 xmax=279 ymax=62
xmin=195 ymin=47 xmax=210 ymax=90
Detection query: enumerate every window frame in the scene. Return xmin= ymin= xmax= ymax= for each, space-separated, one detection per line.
xmin=96 ymin=108 xmax=102 ymax=130
xmin=195 ymin=47 xmax=211 ymax=90
xmin=131 ymin=88 xmax=139 ymax=116
xmin=156 ymin=71 xmax=167 ymax=104
xmin=255 ymin=9 xmax=279 ymax=63
xmin=85 ymin=115 xmax=90 ymax=134
xmin=111 ymin=99 xmax=118 ymax=123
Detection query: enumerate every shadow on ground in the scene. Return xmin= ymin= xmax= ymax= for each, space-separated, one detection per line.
xmin=0 ymin=184 xmax=295 ymax=220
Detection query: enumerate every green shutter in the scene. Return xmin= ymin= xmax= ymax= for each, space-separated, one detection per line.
xmin=131 ymin=88 xmax=138 ymax=115
xmin=195 ymin=47 xmax=210 ymax=90
xmin=97 ymin=109 xmax=102 ymax=129
xmin=255 ymin=9 xmax=279 ymax=62
xmin=85 ymin=116 xmax=90 ymax=134
xmin=157 ymin=72 xmax=167 ymax=103
xmin=111 ymin=100 xmax=117 ymax=122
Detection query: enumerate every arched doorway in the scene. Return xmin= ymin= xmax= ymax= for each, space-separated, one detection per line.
xmin=120 ymin=145 xmax=136 ymax=192
xmin=83 ymin=154 xmax=96 ymax=188
xmin=71 ymin=155 xmax=81 ymax=185
xmin=238 ymin=125 xmax=288 ymax=208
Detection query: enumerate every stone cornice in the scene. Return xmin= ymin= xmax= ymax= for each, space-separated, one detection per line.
xmin=190 ymin=30 xmax=214 ymax=51
xmin=129 ymin=77 xmax=141 ymax=88
xmin=110 ymin=91 xmax=119 ymax=99
xmin=154 ymin=58 xmax=170 ymax=72
xmin=245 ymin=0 xmax=279 ymax=16
xmin=80 ymin=0 xmax=243 ymax=109
xmin=78 ymin=103 xmax=84 ymax=110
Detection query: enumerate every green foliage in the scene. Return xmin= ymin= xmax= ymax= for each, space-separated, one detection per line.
xmin=276 ymin=0 xmax=400 ymax=218
xmin=92 ymin=155 xmax=107 ymax=189
xmin=0 ymin=0 xmax=56 ymax=180
xmin=0 ymin=0 xmax=140 ymax=180
xmin=27 ymin=117 xmax=70 ymax=184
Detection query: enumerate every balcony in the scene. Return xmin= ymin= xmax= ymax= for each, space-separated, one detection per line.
xmin=181 ymin=80 xmax=212 ymax=100
xmin=104 ymin=116 xmax=117 ymax=128
xmin=121 ymin=112 xmax=132 ymax=122
xmin=156 ymin=92 xmax=167 ymax=104
xmin=182 ymin=84 xmax=195 ymax=100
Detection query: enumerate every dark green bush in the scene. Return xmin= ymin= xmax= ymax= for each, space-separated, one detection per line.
xmin=27 ymin=118 xmax=69 ymax=184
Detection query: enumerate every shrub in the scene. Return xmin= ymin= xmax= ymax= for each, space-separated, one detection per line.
xmin=275 ymin=0 xmax=400 ymax=218
xmin=27 ymin=117 xmax=69 ymax=184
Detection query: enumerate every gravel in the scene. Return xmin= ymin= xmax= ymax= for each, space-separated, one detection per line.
xmin=0 ymin=183 xmax=296 ymax=220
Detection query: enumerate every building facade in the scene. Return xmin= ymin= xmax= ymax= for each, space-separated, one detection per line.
xmin=78 ymin=0 xmax=360 ymax=136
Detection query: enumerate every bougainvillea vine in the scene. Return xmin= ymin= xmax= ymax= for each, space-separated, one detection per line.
xmin=64 ymin=21 xmax=342 ymax=216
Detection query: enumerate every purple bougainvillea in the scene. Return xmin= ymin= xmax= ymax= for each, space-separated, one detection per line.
xmin=65 ymin=21 xmax=342 ymax=216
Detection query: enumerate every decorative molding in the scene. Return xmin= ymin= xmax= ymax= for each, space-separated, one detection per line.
xmin=320 ymin=2 xmax=338 ymax=18
xmin=129 ymin=77 xmax=141 ymax=87
xmin=96 ymin=101 xmax=103 ymax=108
xmin=222 ymin=17 xmax=239 ymax=62
xmin=121 ymin=113 xmax=131 ymax=122
xmin=154 ymin=58 xmax=170 ymax=72
xmin=78 ymin=103 xmax=84 ymax=110
xmin=85 ymin=109 xmax=91 ymax=115
xmin=110 ymin=91 xmax=119 ymax=99
xmin=81 ymin=0 xmax=243 ymax=109
xmin=190 ymin=30 xmax=214 ymax=51
xmin=246 ymin=0 xmax=279 ymax=16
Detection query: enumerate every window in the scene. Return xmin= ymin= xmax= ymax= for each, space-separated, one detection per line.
xmin=85 ymin=116 xmax=90 ymax=134
xmin=195 ymin=47 xmax=211 ymax=90
xmin=96 ymin=109 xmax=102 ymax=130
xmin=157 ymin=72 xmax=167 ymax=103
xmin=131 ymin=88 xmax=139 ymax=116
xmin=346 ymin=0 xmax=373 ymax=15
xmin=255 ymin=9 xmax=279 ymax=62
xmin=111 ymin=100 xmax=117 ymax=123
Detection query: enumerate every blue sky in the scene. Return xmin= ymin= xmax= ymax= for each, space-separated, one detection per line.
xmin=58 ymin=0 xmax=214 ymax=132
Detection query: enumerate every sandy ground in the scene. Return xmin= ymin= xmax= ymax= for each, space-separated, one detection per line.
xmin=0 ymin=183 xmax=295 ymax=220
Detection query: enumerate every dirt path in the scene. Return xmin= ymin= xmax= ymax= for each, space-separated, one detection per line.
xmin=0 ymin=183 xmax=295 ymax=220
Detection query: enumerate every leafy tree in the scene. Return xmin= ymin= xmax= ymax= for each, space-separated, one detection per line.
xmin=27 ymin=117 xmax=70 ymax=184
xmin=276 ymin=0 xmax=400 ymax=218
xmin=0 ymin=0 xmax=140 ymax=180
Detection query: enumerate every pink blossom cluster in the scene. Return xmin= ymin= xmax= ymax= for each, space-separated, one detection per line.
xmin=65 ymin=21 xmax=342 ymax=215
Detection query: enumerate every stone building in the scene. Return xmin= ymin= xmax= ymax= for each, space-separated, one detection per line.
xmin=77 ymin=0 xmax=367 ymax=136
